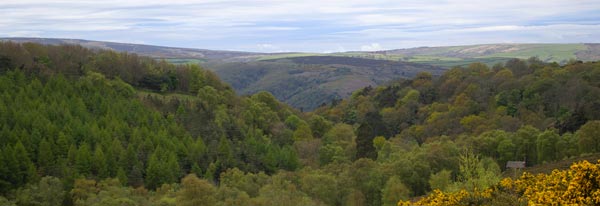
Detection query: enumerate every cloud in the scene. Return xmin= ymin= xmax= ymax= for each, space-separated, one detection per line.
xmin=355 ymin=14 xmax=419 ymax=26
xmin=254 ymin=43 xmax=291 ymax=53
xmin=257 ymin=44 xmax=277 ymax=50
xmin=361 ymin=43 xmax=384 ymax=51
xmin=0 ymin=0 xmax=599 ymax=52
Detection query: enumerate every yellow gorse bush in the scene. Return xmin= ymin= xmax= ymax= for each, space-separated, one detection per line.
xmin=399 ymin=160 xmax=600 ymax=206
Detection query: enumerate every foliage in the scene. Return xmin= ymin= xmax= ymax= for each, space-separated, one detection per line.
xmin=399 ymin=160 xmax=600 ymax=206
xmin=176 ymin=174 xmax=216 ymax=206
xmin=15 ymin=176 xmax=64 ymax=206
xmin=0 ymin=42 xmax=303 ymax=204
xmin=1 ymin=42 xmax=600 ymax=206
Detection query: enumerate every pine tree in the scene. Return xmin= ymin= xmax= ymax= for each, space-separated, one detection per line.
xmin=129 ymin=162 xmax=144 ymax=187
xmin=145 ymin=149 xmax=166 ymax=190
xmin=0 ymin=147 xmax=13 ymax=193
xmin=75 ymin=144 xmax=92 ymax=176
xmin=119 ymin=144 xmax=138 ymax=175
xmin=93 ymin=146 xmax=108 ymax=178
xmin=191 ymin=163 xmax=203 ymax=178
xmin=104 ymin=146 xmax=118 ymax=177
xmin=204 ymin=162 xmax=217 ymax=181
xmin=116 ymin=167 xmax=127 ymax=186
xmin=166 ymin=152 xmax=181 ymax=183
xmin=15 ymin=142 xmax=36 ymax=185
xmin=187 ymin=138 xmax=207 ymax=170
xmin=66 ymin=144 xmax=77 ymax=166
xmin=217 ymin=136 xmax=234 ymax=169
xmin=37 ymin=138 xmax=54 ymax=176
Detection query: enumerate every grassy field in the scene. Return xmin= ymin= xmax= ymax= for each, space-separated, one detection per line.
xmin=250 ymin=44 xmax=590 ymax=68
xmin=256 ymin=53 xmax=322 ymax=61
xmin=163 ymin=44 xmax=591 ymax=69
xmin=164 ymin=58 xmax=206 ymax=64
xmin=480 ymin=44 xmax=586 ymax=63
xmin=332 ymin=52 xmax=405 ymax=61
xmin=410 ymin=57 xmax=513 ymax=68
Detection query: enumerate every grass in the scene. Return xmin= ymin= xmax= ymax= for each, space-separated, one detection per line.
xmin=331 ymin=52 xmax=406 ymax=61
xmin=260 ymin=52 xmax=407 ymax=62
xmin=480 ymin=44 xmax=586 ymax=62
xmin=407 ymin=57 xmax=512 ymax=68
xmin=257 ymin=44 xmax=589 ymax=68
xmin=256 ymin=53 xmax=322 ymax=61
xmin=406 ymin=55 xmax=464 ymax=62
xmin=176 ymin=44 xmax=590 ymax=71
xmin=164 ymin=58 xmax=205 ymax=65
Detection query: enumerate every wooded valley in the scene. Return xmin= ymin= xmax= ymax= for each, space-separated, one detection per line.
xmin=1 ymin=42 xmax=600 ymax=205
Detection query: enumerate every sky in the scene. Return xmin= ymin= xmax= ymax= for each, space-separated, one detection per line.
xmin=1 ymin=0 xmax=600 ymax=53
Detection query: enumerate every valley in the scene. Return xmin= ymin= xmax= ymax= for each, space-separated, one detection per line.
xmin=1 ymin=41 xmax=599 ymax=205
xmin=4 ymin=38 xmax=599 ymax=111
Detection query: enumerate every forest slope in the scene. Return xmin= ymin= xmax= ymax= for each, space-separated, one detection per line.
xmin=0 ymin=42 xmax=600 ymax=206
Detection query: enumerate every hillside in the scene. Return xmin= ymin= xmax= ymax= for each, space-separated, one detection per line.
xmin=229 ymin=43 xmax=600 ymax=67
xmin=1 ymin=41 xmax=600 ymax=206
xmin=3 ymin=38 xmax=599 ymax=111
xmin=381 ymin=43 xmax=597 ymax=64
xmin=275 ymin=44 xmax=600 ymax=67
xmin=0 ymin=37 xmax=260 ymax=61
xmin=4 ymin=38 xmax=598 ymax=65
xmin=209 ymin=56 xmax=445 ymax=110
xmin=0 ymin=38 xmax=445 ymax=110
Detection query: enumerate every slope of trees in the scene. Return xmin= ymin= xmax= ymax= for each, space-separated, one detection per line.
xmin=0 ymin=41 xmax=599 ymax=205
xmin=0 ymin=42 xmax=307 ymax=205
xmin=317 ymin=59 xmax=600 ymax=166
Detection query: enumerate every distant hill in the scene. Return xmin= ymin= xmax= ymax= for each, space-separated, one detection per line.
xmin=3 ymin=37 xmax=599 ymax=110
xmin=380 ymin=43 xmax=600 ymax=64
xmin=0 ymin=38 xmax=445 ymax=110
xmin=4 ymin=38 xmax=598 ymax=64
xmin=262 ymin=44 xmax=600 ymax=67
xmin=207 ymin=56 xmax=445 ymax=110
xmin=0 ymin=37 xmax=260 ymax=60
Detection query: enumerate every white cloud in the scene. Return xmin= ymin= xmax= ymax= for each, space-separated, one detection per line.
xmin=254 ymin=27 xmax=299 ymax=31
xmin=355 ymin=14 xmax=418 ymax=26
xmin=0 ymin=0 xmax=599 ymax=52
xmin=257 ymin=44 xmax=277 ymax=50
xmin=255 ymin=43 xmax=290 ymax=52
xmin=361 ymin=43 xmax=384 ymax=51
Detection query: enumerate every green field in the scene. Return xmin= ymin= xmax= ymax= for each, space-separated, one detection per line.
xmin=255 ymin=53 xmax=322 ymax=61
xmin=247 ymin=44 xmax=592 ymax=68
xmin=408 ymin=57 xmax=513 ymax=68
xmin=480 ymin=44 xmax=586 ymax=63
xmin=164 ymin=58 xmax=206 ymax=64
xmin=159 ymin=44 xmax=594 ymax=70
